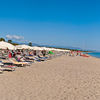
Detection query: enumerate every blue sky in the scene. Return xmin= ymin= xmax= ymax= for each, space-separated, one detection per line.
xmin=0 ymin=0 xmax=99 ymax=50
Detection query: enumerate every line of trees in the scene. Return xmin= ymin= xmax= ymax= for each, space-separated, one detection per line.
xmin=0 ymin=38 xmax=5 ymax=41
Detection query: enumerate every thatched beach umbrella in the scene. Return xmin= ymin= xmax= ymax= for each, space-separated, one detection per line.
xmin=0 ymin=41 xmax=15 ymax=50
xmin=15 ymin=45 xmax=32 ymax=50
xmin=40 ymin=47 xmax=52 ymax=51
xmin=0 ymin=45 xmax=7 ymax=49
xmin=32 ymin=46 xmax=43 ymax=50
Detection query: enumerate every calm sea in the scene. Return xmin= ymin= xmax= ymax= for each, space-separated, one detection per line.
xmin=88 ymin=52 xmax=100 ymax=58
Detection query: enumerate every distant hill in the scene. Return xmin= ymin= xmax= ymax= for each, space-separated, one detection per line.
xmin=12 ymin=41 xmax=94 ymax=52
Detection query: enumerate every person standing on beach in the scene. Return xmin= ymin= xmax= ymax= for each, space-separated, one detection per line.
xmin=71 ymin=50 xmax=74 ymax=56
xmin=33 ymin=50 xmax=36 ymax=56
xmin=8 ymin=50 xmax=12 ymax=58
xmin=41 ymin=50 xmax=46 ymax=57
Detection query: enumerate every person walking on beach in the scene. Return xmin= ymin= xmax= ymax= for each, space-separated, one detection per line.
xmin=8 ymin=50 xmax=12 ymax=58
xmin=71 ymin=50 xmax=74 ymax=56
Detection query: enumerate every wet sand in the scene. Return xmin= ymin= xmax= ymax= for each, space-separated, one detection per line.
xmin=0 ymin=56 xmax=100 ymax=100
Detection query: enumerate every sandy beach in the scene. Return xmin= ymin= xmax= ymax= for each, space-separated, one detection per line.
xmin=0 ymin=55 xmax=100 ymax=100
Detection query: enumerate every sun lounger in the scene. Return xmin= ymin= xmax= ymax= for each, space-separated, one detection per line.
xmin=0 ymin=66 xmax=3 ymax=74
xmin=34 ymin=56 xmax=48 ymax=62
xmin=9 ymin=58 xmax=28 ymax=67
xmin=0 ymin=62 xmax=4 ymax=66
xmin=16 ymin=57 xmax=32 ymax=65
xmin=0 ymin=59 xmax=13 ymax=65
xmin=0 ymin=61 xmax=16 ymax=71
xmin=2 ymin=65 xmax=16 ymax=71
xmin=25 ymin=56 xmax=35 ymax=60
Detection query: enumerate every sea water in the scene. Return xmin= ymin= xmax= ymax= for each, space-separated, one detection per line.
xmin=88 ymin=52 xmax=100 ymax=58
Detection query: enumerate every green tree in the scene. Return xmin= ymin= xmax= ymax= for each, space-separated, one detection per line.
xmin=28 ymin=42 xmax=32 ymax=46
xmin=11 ymin=43 xmax=19 ymax=46
xmin=8 ymin=40 xmax=12 ymax=43
xmin=0 ymin=38 xmax=5 ymax=41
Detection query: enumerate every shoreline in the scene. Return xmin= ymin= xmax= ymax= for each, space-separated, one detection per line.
xmin=87 ymin=53 xmax=100 ymax=59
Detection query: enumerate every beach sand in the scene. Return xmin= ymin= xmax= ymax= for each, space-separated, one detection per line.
xmin=0 ymin=56 xmax=100 ymax=100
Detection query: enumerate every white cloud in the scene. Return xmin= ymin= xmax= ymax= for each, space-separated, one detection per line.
xmin=6 ymin=35 xmax=24 ymax=40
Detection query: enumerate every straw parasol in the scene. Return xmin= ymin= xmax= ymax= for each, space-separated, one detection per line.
xmin=32 ymin=46 xmax=43 ymax=50
xmin=0 ymin=45 xmax=7 ymax=49
xmin=15 ymin=45 xmax=32 ymax=50
xmin=0 ymin=41 xmax=15 ymax=50
xmin=40 ymin=47 xmax=51 ymax=51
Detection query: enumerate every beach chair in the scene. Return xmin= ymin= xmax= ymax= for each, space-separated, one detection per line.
xmin=9 ymin=58 xmax=28 ymax=67
xmin=0 ymin=66 xmax=4 ymax=74
xmin=0 ymin=61 xmax=16 ymax=71
xmin=2 ymin=65 xmax=16 ymax=71
xmin=16 ymin=57 xmax=33 ymax=64
xmin=0 ymin=59 xmax=13 ymax=65
xmin=25 ymin=56 xmax=35 ymax=60
xmin=34 ymin=56 xmax=48 ymax=62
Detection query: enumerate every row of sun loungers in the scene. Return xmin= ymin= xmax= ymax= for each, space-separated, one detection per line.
xmin=0 ymin=55 xmax=51 ymax=73
xmin=0 ymin=51 xmax=67 ymax=74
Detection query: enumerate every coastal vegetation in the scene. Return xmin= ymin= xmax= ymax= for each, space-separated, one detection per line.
xmin=28 ymin=42 xmax=32 ymax=46
xmin=0 ymin=38 xmax=5 ymax=41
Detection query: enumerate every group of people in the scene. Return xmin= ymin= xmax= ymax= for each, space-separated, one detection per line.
xmin=69 ymin=50 xmax=82 ymax=56
xmin=7 ymin=49 xmax=48 ymax=61
xmin=0 ymin=49 xmax=86 ymax=60
xmin=69 ymin=50 xmax=90 ymax=57
xmin=0 ymin=48 xmax=89 ymax=74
